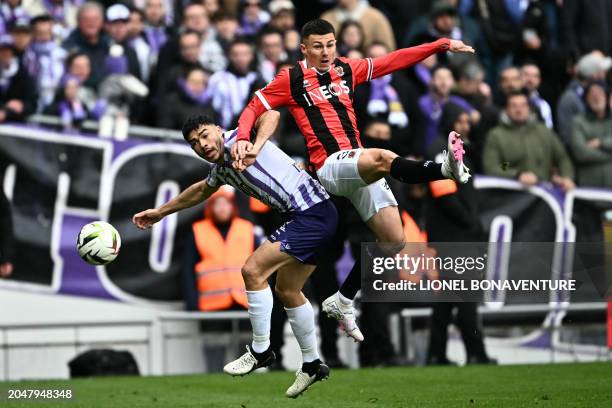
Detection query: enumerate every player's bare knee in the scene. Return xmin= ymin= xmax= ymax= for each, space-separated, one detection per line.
xmin=241 ymin=263 xmax=263 ymax=288
xmin=274 ymin=285 xmax=297 ymax=305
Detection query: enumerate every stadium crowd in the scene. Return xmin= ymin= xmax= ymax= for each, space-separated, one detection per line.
xmin=2 ymin=0 xmax=612 ymax=368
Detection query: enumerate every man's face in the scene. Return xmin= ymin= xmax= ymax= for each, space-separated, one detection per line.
xmin=185 ymin=69 xmax=208 ymax=94
xmin=434 ymin=14 xmax=456 ymax=35
xmin=78 ymin=7 xmax=104 ymax=40
xmin=215 ymin=18 xmax=238 ymax=41
xmin=432 ymin=68 xmax=454 ymax=96
xmin=32 ymin=21 xmax=53 ymax=42
xmin=271 ymin=10 xmax=294 ymax=32
xmin=187 ymin=124 xmax=224 ymax=163
xmin=183 ymin=5 xmax=208 ymax=34
xmin=261 ymin=33 xmax=283 ymax=61
xmin=500 ymin=67 xmax=522 ymax=95
xmin=454 ymin=112 xmax=471 ymax=137
xmin=506 ymin=95 xmax=530 ymax=124
xmin=145 ymin=0 xmax=164 ymax=24
xmin=301 ymin=33 xmax=336 ymax=72
xmin=211 ymin=196 xmax=233 ymax=223
xmin=179 ymin=33 xmax=201 ymax=63
xmin=585 ymin=85 xmax=607 ymax=113
xmin=11 ymin=30 xmax=31 ymax=51
xmin=230 ymin=43 xmax=254 ymax=73
xmin=129 ymin=12 xmax=144 ymax=37
xmin=521 ymin=65 xmax=540 ymax=93
xmin=106 ymin=20 xmax=129 ymax=43
xmin=69 ymin=55 xmax=91 ymax=82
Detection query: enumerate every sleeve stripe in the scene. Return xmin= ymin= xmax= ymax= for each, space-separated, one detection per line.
xmin=255 ymin=90 xmax=272 ymax=110
xmin=367 ymin=58 xmax=373 ymax=81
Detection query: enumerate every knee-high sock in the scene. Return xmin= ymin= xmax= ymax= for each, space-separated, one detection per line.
xmin=285 ymin=301 xmax=320 ymax=363
xmin=390 ymin=157 xmax=444 ymax=183
xmin=247 ymin=287 xmax=273 ymax=353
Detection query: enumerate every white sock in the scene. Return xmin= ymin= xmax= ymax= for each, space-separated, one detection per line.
xmin=285 ymin=301 xmax=320 ymax=363
xmin=338 ymin=291 xmax=353 ymax=305
xmin=247 ymin=287 xmax=273 ymax=353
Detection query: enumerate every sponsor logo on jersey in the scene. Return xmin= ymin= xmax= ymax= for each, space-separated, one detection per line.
xmin=302 ymin=80 xmax=350 ymax=107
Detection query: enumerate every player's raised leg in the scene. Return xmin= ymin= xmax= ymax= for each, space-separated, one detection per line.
xmin=275 ymin=264 xmax=330 ymax=398
xmin=223 ymin=241 xmax=294 ymax=376
xmin=358 ymin=131 xmax=470 ymax=185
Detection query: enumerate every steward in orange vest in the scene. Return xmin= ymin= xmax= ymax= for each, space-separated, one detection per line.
xmin=192 ymin=187 xmax=256 ymax=311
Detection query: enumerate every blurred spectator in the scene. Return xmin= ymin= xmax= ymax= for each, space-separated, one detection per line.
xmin=514 ymin=0 xmax=550 ymax=65
xmin=337 ymin=20 xmax=365 ymax=57
xmin=0 ymin=0 xmax=30 ymax=34
xmin=182 ymin=186 xmax=262 ymax=311
xmin=208 ymin=38 xmax=265 ymax=129
xmin=0 ymin=35 xmax=37 ymax=123
xmin=561 ymin=0 xmax=612 ymax=62
xmin=105 ymin=4 xmax=142 ymax=80
xmin=144 ymin=0 xmax=172 ymax=56
xmin=470 ymin=0 xmax=520 ymax=85
xmin=256 ymin=27 xmax=285 ymax=82
xmin=521 ymin=62 xmax=553 ymax=129
xmin=8 ymin=17 xmax=32 ymax=62
xmin=418 ymin=65 xmax=475 ymax=151
xmin=321 ymin=0 xmax=396 ymax=50
xmin=201 ymin=0 xmax=220 ymax=17
xmin=24 ymin=0 xmax=80 ymax=41
xmin=495 ymin=66 xmax=522 ymax=106
xmin=570 ymin=81 xmax=612 ymax=189
xmin=425 ymin=102 xmax=495 ymax=366
xmin=44 ymin=75 xmax=92 ymax=131
xmin=557 ymin=51 xmax=612 ymax=145
xmin=403 ymin=0 xmax=484 ymax=68
xmin=452 ymin=61 xmax=498 ymax=172
xmin=238 ymin=0 xmax=270 ymax=38
xmin=267 ymin=0 xmax=300 ymax=57
xmin=483 ymin=91 xmax=575 ymax=191
xmin=404 ymin=51 xmax=438 ymax=95
xmin=128 ymin=7 xmax=153 ymax=82
xmin=213 ymin=10 xmax=239 ymax=52
xmin=0 ymin=189 xmax=14 ymax=279
xmin=179 ymin=3 xmax=226 ymax=72
xmin=62 ymin=2 xmax=109 ymax=87
xmin=157 ymin=66 xmax=216 ymax=129
xmin=23 ymin=14 xmax=67 ymax=111
xmin=155 ymin=29 xmax=203 ymax=103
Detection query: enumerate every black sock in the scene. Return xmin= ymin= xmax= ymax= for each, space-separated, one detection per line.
xmin=389 ymin=157 xmax=444 ymax=184
xmin=339 ymin=257 xmax=362 ymax=300
xmin=302 ymin=359 xmax=322 ymax=375
xmin=251 ymin=345 xmax=272 ymax=360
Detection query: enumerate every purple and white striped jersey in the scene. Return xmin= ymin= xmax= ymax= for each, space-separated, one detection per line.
xmin=205 ymin=129 xmax=330 ymax=213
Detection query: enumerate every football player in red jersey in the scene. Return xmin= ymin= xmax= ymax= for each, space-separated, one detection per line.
xmin=233 ymin=19 xmax=474 ymax=342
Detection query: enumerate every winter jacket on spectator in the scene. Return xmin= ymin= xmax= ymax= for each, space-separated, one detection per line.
xmin=570 ymin=111 xmax=612 ymax=189
xmin=0 ymin=55 xmax=37 ymax=122
xmin=483 ymin=111 xmax=574 ymax=181
xmin=62 ymin=29 xmax=110 ymax=87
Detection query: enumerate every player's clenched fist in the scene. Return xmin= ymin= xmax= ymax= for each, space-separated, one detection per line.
xmin=132 ymin=209 xmax=163 ymax=230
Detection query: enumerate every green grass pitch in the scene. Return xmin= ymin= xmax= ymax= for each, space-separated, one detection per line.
xmin=2 ymin=362 xmax=611 ymax=407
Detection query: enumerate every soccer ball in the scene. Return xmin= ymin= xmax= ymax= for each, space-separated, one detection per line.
xmin=77 ymin=221 xmax=121 ymax=265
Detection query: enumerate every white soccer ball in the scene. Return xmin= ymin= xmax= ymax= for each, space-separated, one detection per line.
xmin=76 ymin=221 xmax=121 ymax=265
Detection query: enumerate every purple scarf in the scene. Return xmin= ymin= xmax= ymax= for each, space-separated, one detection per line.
xmin=144 ymin=26 xmax=168 ymax=53
xmin=368 ymin=74 xmax=408 ymax=128
xmin=177 ymin=78 xmax=212 ymax=105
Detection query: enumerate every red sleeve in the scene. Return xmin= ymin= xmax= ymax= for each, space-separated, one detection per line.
xmin=366 ymin=38 xmax=450 ymax=81
xmin=236 ymin=68 xmax=291 ymax=142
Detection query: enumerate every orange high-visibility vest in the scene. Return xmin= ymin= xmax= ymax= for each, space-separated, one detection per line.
xmin=401 ymin=210 xmax=427 ymax=243
xmin=192 ymin=218 xmax=253 ymax=311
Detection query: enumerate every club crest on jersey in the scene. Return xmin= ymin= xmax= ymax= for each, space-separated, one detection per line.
xmin=334 ymin=66 xmax=345 ymax=77
xmin=303 ymin=79 xmax=310 ymax=88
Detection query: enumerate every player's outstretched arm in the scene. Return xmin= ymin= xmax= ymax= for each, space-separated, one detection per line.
xmin=368 ymin=38 xmax=474 ymax=80
xmin=232 ymin=110 xmax=281 ymax=171
xmin=132 ymin=180 xmax=218 ymax=229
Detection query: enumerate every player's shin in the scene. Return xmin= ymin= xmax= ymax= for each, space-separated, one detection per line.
xmin=389 ymin=157 xmax=445 ymax=184
xmin=285 ymin=300 xmax=320 ymax=363
xmin=246 ymin=287 xmax=274 ymax=353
